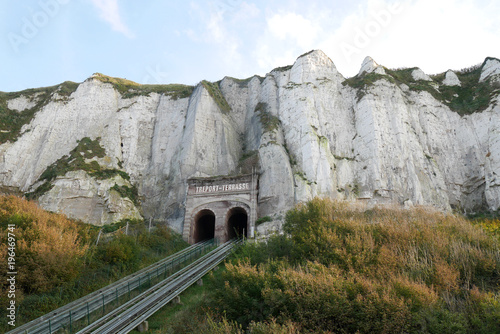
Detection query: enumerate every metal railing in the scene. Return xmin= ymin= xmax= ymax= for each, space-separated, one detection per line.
xmin=79 ymin=240 xmax=240 ymax=334
xmin=7 ymin=240 xmax=216 ymax=334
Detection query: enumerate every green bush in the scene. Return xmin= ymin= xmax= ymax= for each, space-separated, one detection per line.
xmin=97 ymin=234 xmax=140 ymax=267
xmin=110 ymin=183 xmax=140 ymax=206
xmin=255 ymin=215 xmax=272 ymax=225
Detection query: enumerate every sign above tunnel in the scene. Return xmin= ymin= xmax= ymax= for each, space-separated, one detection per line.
xmin=187 ymin=174 xmax=257 ymax=196
xmin=194 ymin=182 xmax=250 ymax=194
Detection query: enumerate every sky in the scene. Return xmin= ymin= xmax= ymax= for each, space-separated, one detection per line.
xmin=1 ymin=0 xmax=500 ymax=92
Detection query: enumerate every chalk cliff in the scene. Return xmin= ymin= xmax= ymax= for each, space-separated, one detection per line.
xmin=0 ymin=51 xmax=499 ymax=231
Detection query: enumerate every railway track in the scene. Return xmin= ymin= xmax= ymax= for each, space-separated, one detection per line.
xmin=7 ymin=239 xmax=216 ymax=334
xmin=77 ymin=239 xmax=240 ymax=334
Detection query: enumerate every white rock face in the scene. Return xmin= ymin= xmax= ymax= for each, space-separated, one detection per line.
xmin=358 ymin=56 xmax=386 ymax=75
xmin=484 ymin=100 xmax=500 ymax=210
xmin=480 ymin=58 xmax=500 ymax=82
xmin=443 ymin=70 xmax=461 ymax=86
xmin=38 ymin=171 xmax=142 ymax=225
xmin=1 ymin=50 xmax=499 ymax=231
xmin=412 ymin=68 xmax=433 ymax=81
xmin=7 ymin=95 xmax=39 ymax=111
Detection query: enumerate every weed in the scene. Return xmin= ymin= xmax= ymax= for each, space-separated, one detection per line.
xmin=255 ymin=216 xmax=272 ymax=225
xmin=0 ymin=195 xmax=187 ymax=330
xmin=201 ymin=80 xmax=231 ymax=113
xmin=110 ymin=184 xmax=140 ymax=207
xmin=255 ymin=103 xmax=280 ymax=133
xmin=0 ymin=81 xmax=79 ymax=144
xmin=25 ymin=137 xmax=133 ymax=200
xmin=92 ymin=73 xmax=194 ymax=100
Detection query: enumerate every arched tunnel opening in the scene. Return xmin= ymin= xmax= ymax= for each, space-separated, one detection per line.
xmin=194 ymin=209 xmax=215 ymax=243
xmin=227 ymin=207 xmax=248 ymax=240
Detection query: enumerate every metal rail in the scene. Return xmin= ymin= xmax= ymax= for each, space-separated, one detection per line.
xmin=79 ymin=240 xmax=240 ymax=334
xmin=7 ymin=240 xmax=216 ymax=334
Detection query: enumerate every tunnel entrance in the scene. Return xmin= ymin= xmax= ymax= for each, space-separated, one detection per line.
xmin=227 ymin=207 xmax=248 ymax=240
xmin=183 ymin=173 xmax=258 ymax=244
xmin=194 ymin=210 xmax=215 ymax=243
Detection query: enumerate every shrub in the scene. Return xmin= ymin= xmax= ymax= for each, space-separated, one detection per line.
xmin=0 ymin=196 xmax=188 ymax=329
xmin=255 ymin=215 xmax=272 ymax=225
xmin=0 ymin=196 xmax=88 ymax=295
xmin=97 ymin=234 xmax=140 ymax=268
xmin=208 ymin=198 xmax=500 ymax=333
xmin=201 ymin=80 xmax=231 ymax=113
xmin=110 ymin=183 xmax=140 ymax=206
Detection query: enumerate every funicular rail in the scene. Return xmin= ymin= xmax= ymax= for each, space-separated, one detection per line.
xmin=7 ymin=240 xmax=216 ymax=334
xmin=79 ymin=240 xmax=240 ymax=334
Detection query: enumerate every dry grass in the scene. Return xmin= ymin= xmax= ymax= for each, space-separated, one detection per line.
xmin=208 ymin=198 xmax=500 ymax=333
xmin=0 ymin=195 xmax=88 ymax=296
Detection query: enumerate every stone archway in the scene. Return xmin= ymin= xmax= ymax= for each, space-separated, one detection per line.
xmin=226 ymin=207 xmax=248 ymax=239
xmin=183 ymin=174 xmax=258 ymax=244
xmin=193 ymin=209 xmax=215 ymax=243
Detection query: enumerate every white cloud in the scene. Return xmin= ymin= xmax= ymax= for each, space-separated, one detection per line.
xmin=317 ymin=0 xmax=500 ymax=77
xmin=89 ymin=0 xmax=134 ymax=38
xmin=251 ymin=11 xmax=322 ymax=77
xmin=186 ymin=1 xmax=245 ymax=78
xmin=267 ymin=12 xmax=320 ymax=49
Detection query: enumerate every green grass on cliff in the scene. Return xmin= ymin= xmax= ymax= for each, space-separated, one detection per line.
xmin=0 ymin=74 xmax=194 ymax=145
xmin=343 ymin=58 xmax=500 ymax=115
xmin=0 ymin=81 xmax=79 ymax=144
xmin=25 ymin=137 xmax=136 ymax=201
xmin=201 ymin=80 xmax=231 ymax=113
xmin=92 ymin=73 xmax=194 ymax=100
xmin=255 ymin=102 xmax=281 ymax=133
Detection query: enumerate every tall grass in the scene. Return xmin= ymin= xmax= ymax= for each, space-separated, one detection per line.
xmin=208 ymin=198 xmax=500 ymax=333
xmin=0 ymin=195 xmax=187 ymax=330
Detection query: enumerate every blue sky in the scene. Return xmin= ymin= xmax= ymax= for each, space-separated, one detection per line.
xmin=1 ymin=0 xmax=500 ymax=92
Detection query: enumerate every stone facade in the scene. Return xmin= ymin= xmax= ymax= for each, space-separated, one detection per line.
xmin=182 ymin=173 xmax=258 ymax=243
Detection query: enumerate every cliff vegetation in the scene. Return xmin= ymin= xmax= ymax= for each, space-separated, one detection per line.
xmin=92 ymin=73 xmax=194 ymax=100
xmin=25 ymin=137 xmax=137 ymax=203
xmin=343 ymin=58 xmax=500 ymax=115
xmin=0 ymin=81 xmax=79 ymax=144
